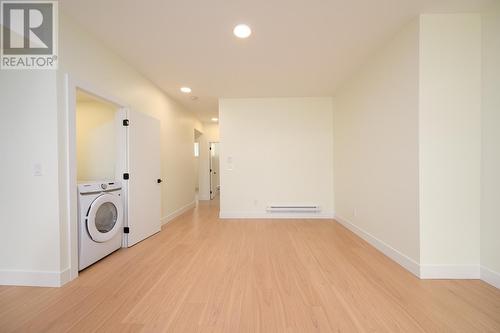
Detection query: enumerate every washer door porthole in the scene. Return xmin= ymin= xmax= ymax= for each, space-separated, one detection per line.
xmin=86 ymin=194 xmax=123 ymax=242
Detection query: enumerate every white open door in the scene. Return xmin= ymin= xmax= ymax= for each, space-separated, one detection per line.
xmin=122 ymin=110 xmax=161 ymax=247
xmin=209 ymin=142 xmax=220 ymax=199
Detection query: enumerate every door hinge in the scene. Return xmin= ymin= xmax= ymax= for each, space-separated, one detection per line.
xmin=123 ymin=173 xmax=130 ymax=180
xmin=124 ymin=227 xmax=130 ymax=234
xmin=209 ymin=147 xmax=212 ymax=150
xmin=210 ymin=168 xmax=212 ymax=172
xmin=123 ymin=119 xmax=129 ymax=126
xmin=210 ymin=190 xmax=212 ymax=194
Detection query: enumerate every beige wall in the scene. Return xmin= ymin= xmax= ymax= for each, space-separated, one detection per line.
xmin=333 ymin=20 xmax=421 ymax=264
xmin=76 ymin=99 xmax=118 ymax=181
xmin=419 ymin=14 xmax=482 ymax=270
xmin=481 ymin=4 xmax=500 ymax=277
xmin=219 ymin=97 xmax=334 ymax=218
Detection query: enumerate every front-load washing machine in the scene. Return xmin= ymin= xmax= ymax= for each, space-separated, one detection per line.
xmin=78 ymin=181 xmax=123 ymax=271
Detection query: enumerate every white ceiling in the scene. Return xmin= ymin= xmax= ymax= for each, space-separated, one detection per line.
xmin=60 ymin=0 xmax=493 ymax=122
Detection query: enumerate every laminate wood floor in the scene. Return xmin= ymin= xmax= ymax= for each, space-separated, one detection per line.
xmin=1 ymin=199 xmax=499 ymax=332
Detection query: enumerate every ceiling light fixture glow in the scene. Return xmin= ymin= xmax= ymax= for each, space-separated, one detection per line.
xmin=211 ymin=117 xmax=219 ymax=122
xmin=233 ymin=24 xmax=251 ymax=38
xmin=180 ymin=87 xmax=192 ymax=93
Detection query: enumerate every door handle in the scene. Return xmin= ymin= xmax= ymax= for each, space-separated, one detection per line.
xmin=157 ymin=179 xmax=163 ymax=183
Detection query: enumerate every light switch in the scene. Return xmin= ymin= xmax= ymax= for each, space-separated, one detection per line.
xmin=33 ymin=163 xmax=43 ymax=176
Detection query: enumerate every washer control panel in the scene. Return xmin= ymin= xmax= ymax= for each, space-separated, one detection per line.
xmin=78 ymin=181 xmax=121 ymax=194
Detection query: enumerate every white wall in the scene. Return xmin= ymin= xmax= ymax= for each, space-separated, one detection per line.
xmin=419 ymin=14 xmax=482 ymax=274
xmin=333 ymin=20 xmax=421 ymax=267
xmin=198 ymin=122 xmax=219 ymax=200
xmin=58 ymin=13 xmax=202 ymax=219
xmin=333 ymin=15 xmax=483 ymax=279
xmin=219 ymin=98 xmax=334 ymax=218
xmin=1 ymin=12 xmax=202 ymax=286
xmin=76 ymin=99 xmax=118 ymax=181
xmin=0 ymin=71 xmax=62 ymax=286
xmin=481 ymin=4 xmax=500 ymax=285
xmin=201 ymin=122 xmax=220 ymax=143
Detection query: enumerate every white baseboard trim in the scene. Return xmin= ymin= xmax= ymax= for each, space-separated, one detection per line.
xmin=198 ymin=195 xmax=210 ymax=201
xmin=480 ymin=266 xmax=500 ymax=289
xmin=0 ymin=268 xmax=71 ymax=287
xmin=219 ymin=211 xmax=335 ymax=219
xmin=334 ymin=215 xmax=420 ymax=277
xmin=60 ymin=267 xmax=72 ymax=286
xmin=161 ymin=200 xmax=196 ymax=225
xmin=334 ymin=215 xmax=487 ymax=281
xmin=419 ymin=265 xmax=480 ymax=279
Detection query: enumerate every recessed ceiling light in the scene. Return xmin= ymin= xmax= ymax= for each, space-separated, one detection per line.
xmin=233 ymin=24 xmax=251 ymax=39
xmin=211 ymin=117 xmax=219 ymax=122
xmin=180 ymin=87 xmax=192 ymax=93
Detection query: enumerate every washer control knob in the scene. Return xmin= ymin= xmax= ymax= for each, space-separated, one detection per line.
xmin=101 ymin=183 xmax=108 ymax=190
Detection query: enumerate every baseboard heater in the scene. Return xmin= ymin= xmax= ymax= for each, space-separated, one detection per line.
xmin=266 ymin=205 xmax=321 ymax=213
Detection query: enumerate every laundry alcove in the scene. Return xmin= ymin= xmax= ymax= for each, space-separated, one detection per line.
xmin=67 ymin=80 xmax=162 ymax=281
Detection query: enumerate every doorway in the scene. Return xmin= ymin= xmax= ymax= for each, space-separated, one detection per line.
xmin=75 ymin=89 xmax=120 ymax=182
xmin=66 ymin=78 xmax=129 ymax=282
xmin=209 ymin=142 xmax=220 ymax=200
xmin=66 ymin=77 xmax=162 ymax=282
xmin=194 ymin=129 xmax=202 ymax=201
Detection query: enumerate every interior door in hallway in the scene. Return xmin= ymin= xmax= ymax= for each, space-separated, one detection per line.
xmin=123 ymin=110 xmax=162 ymax=246
xmin=209 ymin=142 xmax=220 ymax=200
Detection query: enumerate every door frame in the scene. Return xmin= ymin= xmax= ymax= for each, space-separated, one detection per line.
xmin=65 ymin=74 xmax=128 ymax=282
xmin=209 ymin=141 xmax=220 ymax=200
